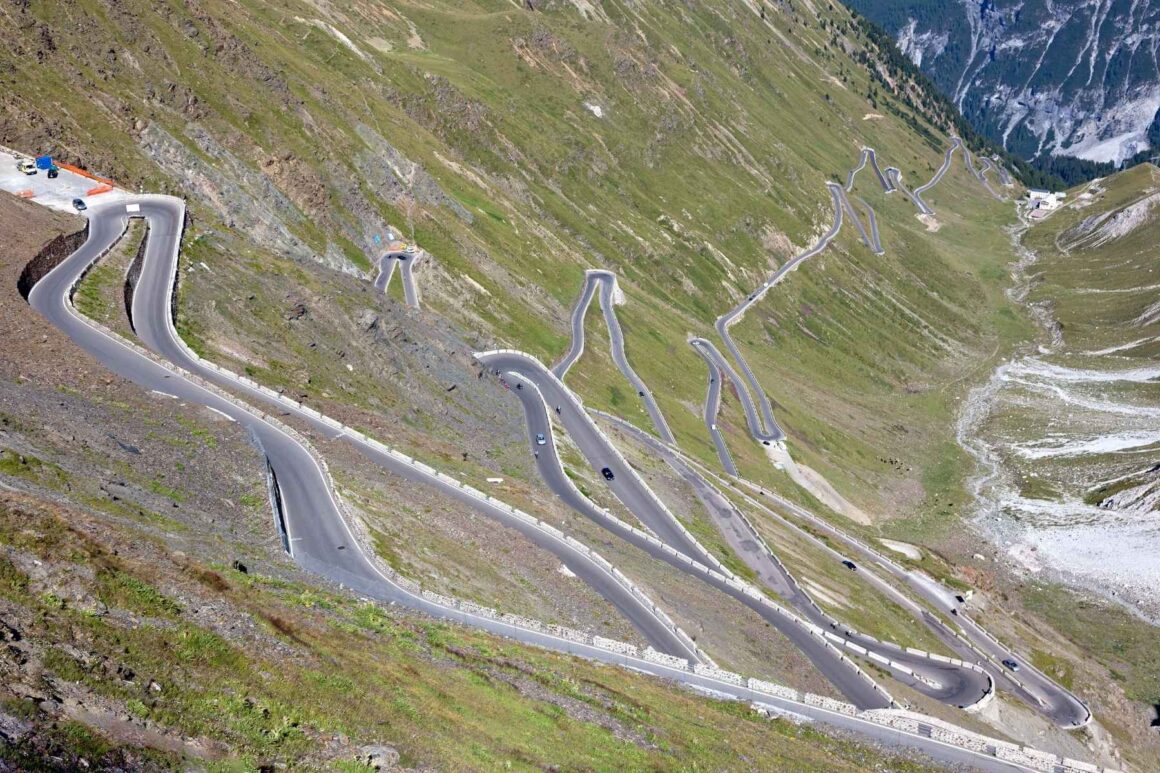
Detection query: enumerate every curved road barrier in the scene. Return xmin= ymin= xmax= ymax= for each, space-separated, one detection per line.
xmin=591 ymin=409 xmax=996 ymax=711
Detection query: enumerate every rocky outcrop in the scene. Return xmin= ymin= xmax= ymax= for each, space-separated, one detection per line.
xmin=854 ymin=0 xmax=1160 ymax=163
xmin=355 ymin=124 xmax=473 ymax=224
xmin=138 ymin=123 xmax=353 ymax=271
xmin=17 ymin=225 xmax=88 ymax=300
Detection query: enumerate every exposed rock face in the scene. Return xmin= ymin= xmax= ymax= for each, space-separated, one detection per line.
xmin=17 ymin=226 xmax=88 ymax=300
xmin=849 ymin=0 xmax=1160 ymax=163
xmin=139 ymin=123 xmax=329 ymax=267
xmin=355 ymin=124 xmax=474 ymax=224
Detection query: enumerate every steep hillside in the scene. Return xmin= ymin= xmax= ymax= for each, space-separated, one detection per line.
xmin=953 ymin=163 xmax=1160 ymax=765
xmin=2 ymin=0 xmax=1155 ymax=769
xmin=845 ymin=0 xmax=1160 ymax=164
xmin=0 ymin=191 xmax=957 ymax=771
xmin=0 ymin=0 xmax=1023 ymax=542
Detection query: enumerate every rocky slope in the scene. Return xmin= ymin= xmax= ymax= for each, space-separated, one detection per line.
xmin=846 ymin=0 xmax=1160 ymax=164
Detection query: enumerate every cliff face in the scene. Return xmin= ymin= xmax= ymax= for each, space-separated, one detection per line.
xmin=849 ymin=0 xmax=1160 ymax=164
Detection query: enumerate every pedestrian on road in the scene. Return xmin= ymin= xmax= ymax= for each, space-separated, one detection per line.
xmin=534 ymin=450 xmax=539 ymax=459
xmin=555 ymin=405 xmax=561 ymax=414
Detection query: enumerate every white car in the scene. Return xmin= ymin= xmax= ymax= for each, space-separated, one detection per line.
xmin=535 ymin=433 xmax=547 ymax=445
xmin=16 ymin=159 xmax=37 ymax=175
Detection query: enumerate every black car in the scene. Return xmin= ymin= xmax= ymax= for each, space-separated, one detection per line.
xmin=600 ymin=467 xmax=615 ymax=481
xmin=841 ymin=560 xmax=857 ymax=571
xmin=72 ymin=198 xmax=87 ymax=211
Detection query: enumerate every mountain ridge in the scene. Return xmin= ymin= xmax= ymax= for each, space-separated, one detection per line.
xmin=845 ymin=0 xmax=1160 ymax=166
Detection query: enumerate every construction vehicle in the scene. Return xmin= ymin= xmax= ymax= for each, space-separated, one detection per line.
xmin=16 ymin=158 xmax=37 ymax=175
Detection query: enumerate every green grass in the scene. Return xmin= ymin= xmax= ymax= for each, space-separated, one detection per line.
xmin=1022 ymin=582 xmax=1159 ymax=705
xmin=0 ymin=497 xmax=945 ymax=771
xmin=0 ymin=448 xmax=67 ymax=486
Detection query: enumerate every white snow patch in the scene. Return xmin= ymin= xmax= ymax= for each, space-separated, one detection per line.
xmin=1008 ymin=356 xmax=1160 ymax=383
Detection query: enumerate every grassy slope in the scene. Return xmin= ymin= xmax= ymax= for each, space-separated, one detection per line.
xmin=4 ymin=0 xmax=1077 ymax=695
xmin=0 ymin=190 xmax=944 ymax=769
xmin=0 ymin=0 xmax=997 ymax=520
xmin=11 ymin=0 xmax=1153 ymax=763
xmin=0 ymin=494 xmax=946 ymax=772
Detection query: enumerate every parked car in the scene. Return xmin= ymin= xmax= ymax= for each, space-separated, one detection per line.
xmin=16 ymin=159 xmax=36 ymax=175
xmin=841 ymin=560 xmax=857 ymax=571
xmin=72 ymin=198 xmax=87 ymax=211
xmin=535 ymin=433 xmax=546 ymax=446
xmin=600 ymin=467 xmax=615 ymax=481
xmin=1002 ymin=659 xmax=1020 ymax=672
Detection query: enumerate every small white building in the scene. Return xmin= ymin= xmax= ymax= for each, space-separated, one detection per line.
xmin=1027 ymin=189 xmax=1066 ymax=212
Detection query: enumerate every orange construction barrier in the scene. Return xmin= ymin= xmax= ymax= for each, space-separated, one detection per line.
xmin=17 ymin=189 xmax=34 ymax=198
xmin=58 ymin=162 xmax=114 ymax=186
xmin=86 ymin=183 xmax=114 ymax=196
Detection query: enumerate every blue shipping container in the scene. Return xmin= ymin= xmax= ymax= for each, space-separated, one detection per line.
xmin=35 ymin=155 xmax=53 ymax=170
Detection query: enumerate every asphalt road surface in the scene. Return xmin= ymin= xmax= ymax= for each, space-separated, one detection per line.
xmin=837 ymin=184 xmax=872 ymax=249
xmin=912 ymin=137 xmax=963 ymax=214
xmin=845 ymin=148 xmax=870 ymax=191
xmin=553 ymin=270 xmax=675 ymax=443
xmin=375 ymin=247 xmax=420 ymax=306
xmin=688 ymin=340 xmax=739 ymax=476
xmin=561 ymin=137 xmax=1090 ymax=728
xmin=720 ymin=473 xmax=1091 ymax=728
xmin=30 ymin=196 xmax=699 ymax=663
xmin=22 ymin=168 xmax=1090 ymax=763
xmin=592 ymin=411 xmax=992 ymax=709
xmin=858 ymin=196 xmax=885 ymax=255
xmin=483 ymin=348 xmax=996 ymax=711
xmin=479 ymin=350 xmax=898 ymax=709
xmin=709 ymin=182 xmax=846 ymax=443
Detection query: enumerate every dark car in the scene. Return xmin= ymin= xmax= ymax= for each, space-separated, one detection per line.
xmin=72 ymin=198 xmax=87 ymax=211
xmin=841 ymin=560 xmax=857 ymax=571
xmin=600 ymin=467 xmax=615 ymax=481
xmin=1002 ymin=659 xmax=1020 ymax=672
